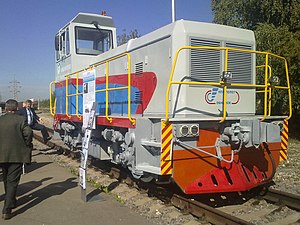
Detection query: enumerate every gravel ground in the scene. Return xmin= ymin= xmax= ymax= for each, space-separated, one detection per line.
xmin=273 ymin=138 xmax=300 ymax=195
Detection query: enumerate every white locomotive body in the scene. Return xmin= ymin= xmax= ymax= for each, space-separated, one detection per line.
xmin=51 ymin=13 xmax=291 ymax=194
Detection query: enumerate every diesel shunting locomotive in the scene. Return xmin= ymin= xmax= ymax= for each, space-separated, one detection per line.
xmin=50 ymin=12 xmax=291 ymax=194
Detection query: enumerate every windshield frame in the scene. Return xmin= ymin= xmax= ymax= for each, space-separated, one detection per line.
xmin=75 ymin=26 xmax=113 ymax=56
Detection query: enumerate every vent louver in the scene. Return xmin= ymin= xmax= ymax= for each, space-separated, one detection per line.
xmin=190 ymin=39 xmax=221 ymax=82
xmin=135 ymin=62 xmax=143 ymax=76
xmin=226 ymin=43 xmax=253 ymax=84
xmin=135 ymin=91 xmax=142 ymax=102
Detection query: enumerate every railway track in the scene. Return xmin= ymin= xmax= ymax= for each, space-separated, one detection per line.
xmin=262 ymin=189 xmax=300 ymax=211
xmin=33 ymin=127 xmax=300 ymax=225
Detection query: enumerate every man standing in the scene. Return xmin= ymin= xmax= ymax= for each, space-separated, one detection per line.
xmin=17 ymin=99 xmax=51 ymax=143
xmin=0 ymin=99 xmax=33 ymax=220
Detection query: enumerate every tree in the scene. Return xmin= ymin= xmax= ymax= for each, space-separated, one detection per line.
xmin=255 ymin=24 xmax=300 ymax=109
xmin=117 ymin=29 xmax=140 ymax=46
xmin=212 ymin=0 xmax=300 ymax=31
xmin=38 ymin=98 xmax=51 ymax=112
xmin=211 ymin=0 xmax=300 ymax=114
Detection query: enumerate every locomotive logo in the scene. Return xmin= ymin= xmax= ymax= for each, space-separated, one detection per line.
xmin=205 ymin=88 xmax=240 ymax=105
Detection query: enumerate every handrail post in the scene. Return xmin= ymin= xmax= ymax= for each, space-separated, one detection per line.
xmin=76 ymin=72 xmax=82 ymax=119
xmin=164 ymin=47 xmax=183 ymax=124
xmin=49 ymin=81 xmax=55 ymax=116
xmin=126 ymin=53 xmax=135 ymax=125
xmin=261 ymin=54 xmax=269 ymax=121
xmin=219 ymin=48 xmax=229 ymax=123
xmin=65 ymin=75 xmax=71 ymax=118
xmin=284 ymin=59 xmax=292 ymax=120
xmin=105 ymin=61 xmax=112 ymax=123
xmin=267 ymin=65 xmax=272 ymax=116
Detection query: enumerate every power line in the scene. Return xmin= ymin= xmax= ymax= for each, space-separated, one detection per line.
xmin=8 ymin=75 xmax=21 ymax=100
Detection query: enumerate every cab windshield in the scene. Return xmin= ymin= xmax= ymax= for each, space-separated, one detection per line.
xmin=75 ymin=27 xmax=112 ymax=55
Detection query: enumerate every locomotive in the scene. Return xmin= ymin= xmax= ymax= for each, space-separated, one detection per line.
xmin=50 ymin=12 xmax=292 ymax=194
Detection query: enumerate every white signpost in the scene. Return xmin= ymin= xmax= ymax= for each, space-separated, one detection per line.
xmin=80 ymin=69 xmax=96 ymax=202
xmin=83 ymin=69 xmax=96 ymax=129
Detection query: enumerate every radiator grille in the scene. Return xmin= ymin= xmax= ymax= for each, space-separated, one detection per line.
xmin=226 ymin=43 xmax=253 ymax=84
xmin=190 ymin=38 xmax=253 ymax=84
xmin=190 ymin=39 xmax=221 ymax=82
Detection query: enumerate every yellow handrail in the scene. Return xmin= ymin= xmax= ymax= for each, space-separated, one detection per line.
xmin=61 ymin=52 xmax=135 ymax=124
xmin=268 ymin=66 xmax=273 ymax=117
xmin=49 ymin=81 xmax=56 ymax=116
xmin=126 ymin=54 xmax=135 ymax=125
xmin=164 ymin=46 xmax=292 ymax=123
xmin=54 ymin=98 xmax=56 ymax=116
xmin=105 ymin=61 xmax=111 ymax=123
xmin=284 ymin=58 xmax=292 ymax=120
xmin=65 ymin=75 xmax=71 ymax=118
xmin=219 ymin=48 xmax=229 ymax=123
xmin=93 ymin=52 xmax=135 ymax=124
xmin=256 ymin=64 xmax=273 ymax=116
xmin=261 ymin=54 xmax=269 ymax=121
xmin=75 ymin=72 xmax=82 ymax=119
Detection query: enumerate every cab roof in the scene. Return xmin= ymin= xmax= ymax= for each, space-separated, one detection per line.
xmin=70 ymin=12 xmax=115 ymax=27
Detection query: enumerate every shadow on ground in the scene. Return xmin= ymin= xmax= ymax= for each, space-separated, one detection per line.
xmin=13 ymin=177 xmax=77 ymax=216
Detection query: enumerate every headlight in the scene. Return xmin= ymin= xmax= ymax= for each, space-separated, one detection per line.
xmin=190 ymin=124 xmax=199 ymax=136
xmin=177 ymin=124 xmax=200 ymax=137
xmin=180 ymin=125 xmax=189 ymax=136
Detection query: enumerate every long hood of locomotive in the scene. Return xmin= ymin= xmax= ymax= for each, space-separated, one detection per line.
xmin=55 ymin=20 xmax=256 ymax=119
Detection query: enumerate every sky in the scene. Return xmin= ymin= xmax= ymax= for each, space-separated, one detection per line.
xmin=0 ymin=0 xmax=213 ymax=102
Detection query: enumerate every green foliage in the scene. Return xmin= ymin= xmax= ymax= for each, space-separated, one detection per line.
xmin=38 ymin=98 xmax=50 ymax=111
xmin=255 ymin=24 xmax=300 ymax=112
xmin=211 ymin=0 xmax=300 ymax=113
xmin=212 ymin=0 xmax=300 ymax=31
xmin=117 ymin=29 xmax=140 ymax=46
xmin=37 ymin=92 xmax=55 ymax=112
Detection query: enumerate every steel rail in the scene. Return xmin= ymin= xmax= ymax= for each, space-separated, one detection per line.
xmin=171 ymin=194 xmax=253 ymax=225
xmin=263 ymin=188 xmax=300 ymax=211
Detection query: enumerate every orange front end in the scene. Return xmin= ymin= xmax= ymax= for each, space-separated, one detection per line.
xmin=172 ymin=128 xmax=282 ymax=194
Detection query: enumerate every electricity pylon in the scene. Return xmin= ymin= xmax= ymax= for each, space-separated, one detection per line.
xmin=8 ymin=75 xmax=21 ymax=100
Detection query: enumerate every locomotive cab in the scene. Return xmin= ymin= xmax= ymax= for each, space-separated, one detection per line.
xmin=55 ymin=13 xmax=117 ymax=81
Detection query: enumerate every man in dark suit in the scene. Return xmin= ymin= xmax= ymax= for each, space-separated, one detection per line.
xmin=0 ymin=99 xmax=33 ymax=220
xmin=17 ymin=99 xmax=51 ymax=143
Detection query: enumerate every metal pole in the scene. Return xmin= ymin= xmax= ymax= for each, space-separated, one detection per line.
xmin=172 ymin=0 xmax=176 ymax=23
xmin=22 ymin=163 xmax=25 ymax=174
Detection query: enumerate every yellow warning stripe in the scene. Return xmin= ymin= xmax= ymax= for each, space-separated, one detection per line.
xmin=161 ymin=122 xmax=173 ymax=175
xmin=280 ymin=120 xmax=288 ymax=161
xmin=282 ymin=132 xmax=288 ymax=140
xmin=162 ymin=134 xmax=173 ymax=150
xmin=162 ymin=125 xmax=172 ymax=140
xmin=281 ymin=138 xmax=288 ymax=146
xmin=161 ymin=162 xmax=172 ymax=174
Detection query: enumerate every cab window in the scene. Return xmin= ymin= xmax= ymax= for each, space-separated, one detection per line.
xmin=75 ymin=27 xmax=112 ymax=55
xmin=55 ymin=28 xmax=70 ymax=61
